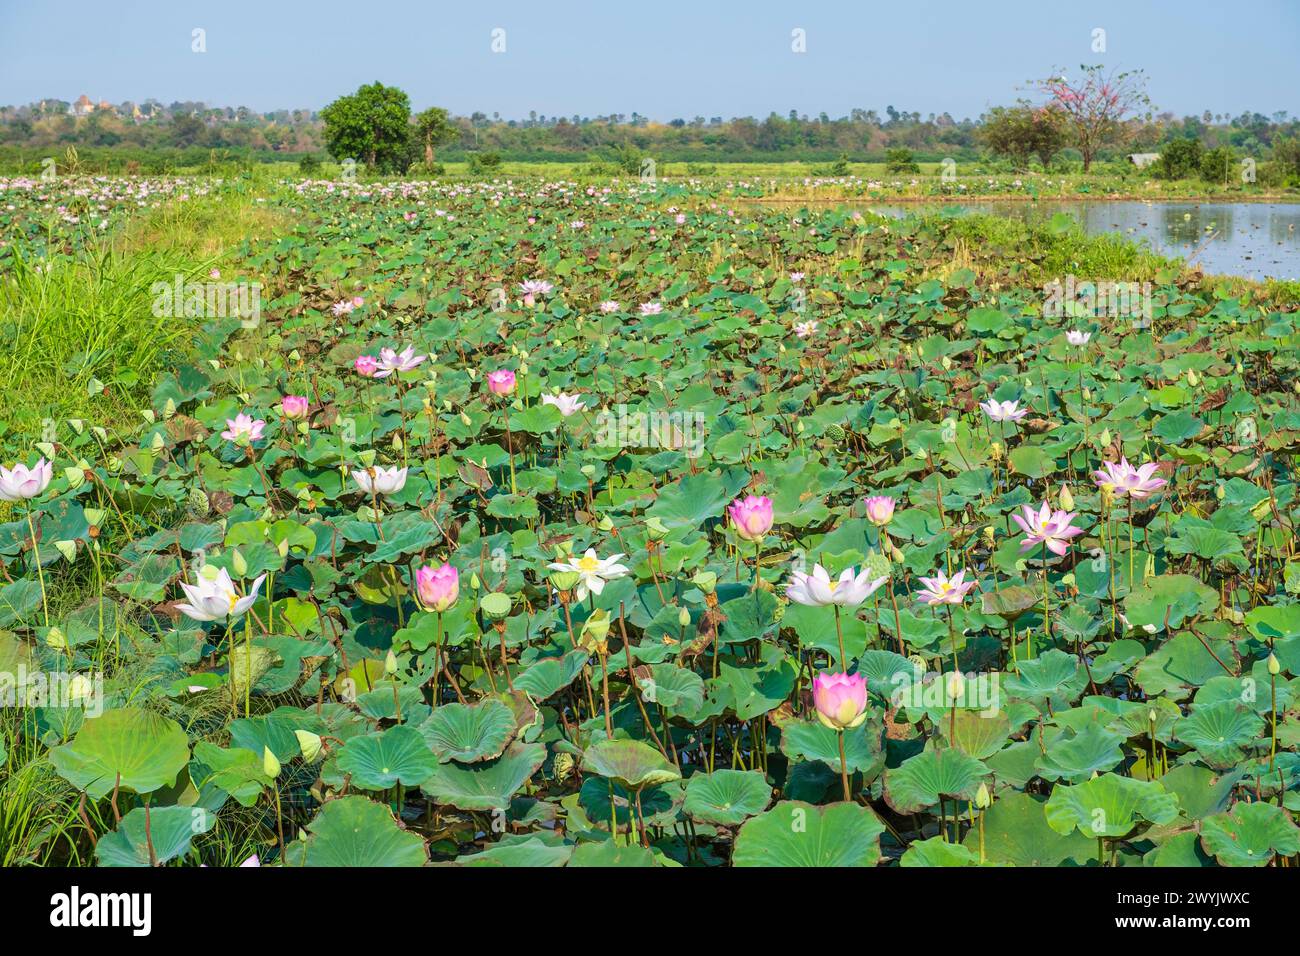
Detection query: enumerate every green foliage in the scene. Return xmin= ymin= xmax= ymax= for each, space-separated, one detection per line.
xmin=319 ymin=81 xmax=413 ymax=173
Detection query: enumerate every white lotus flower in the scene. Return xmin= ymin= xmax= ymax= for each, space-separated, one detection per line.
xmin=541 ymin=392 xmax=586 ymax=417
xmin=547 ymin=549 xmax=630 ymax=601
xmin=0 ymin=458 xmax=52 ymax=501
xmin=352 ymin=465 xmax=408 ymax=496
xmin=176 ymin=566 xmax=266 ymax=622
xmin=786 ymin=564 xmax=888 ymax=608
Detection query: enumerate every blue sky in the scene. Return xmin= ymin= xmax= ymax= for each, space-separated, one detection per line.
xmin=1 ymin=0 xmax=1295 ymax=119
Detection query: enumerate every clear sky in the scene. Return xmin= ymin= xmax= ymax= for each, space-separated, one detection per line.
xmin=1 ymin=0 xmax=1295 ymax=119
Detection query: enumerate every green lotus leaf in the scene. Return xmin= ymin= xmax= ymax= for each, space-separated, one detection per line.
xmin=1124 ymin=574 xmax=1218 ymax=632
xmin=778 ymin=715 xmax=886 ymax=778
xmin=1034 ymin=723 xmax=1126 ymax=783
xmin=96 ymin=806 xmax=215 ymax=867
xmin=296 ymin=795 xmax=427 ymax=867
xmin=334 ymin=724 xmax=439 ymax=790
xmin=1173 ymin=702 xmax=1265 ymax=769
xmin=1199 ymin=802 xmax=1300 ymax=867
xmin=50 ymin=707 xmax=190 ymax=799
xmin=962 ymin=792 xmax=1095 ymax=866
xmin=733 ymin=800 xmax=884 ymax=867
xmin=421 ymin=741 xmax=547 ymax=811
xmin=1044 ymin=773 xmax=1180 ymax=839
xmin=901 ymin=836 xmax=988 ymax=867
xmin=418 ymin=698 xmax=517 ymax=763
xmin=636 ymin=663 xmax=705 ymax=713
xmin=884 ymin=746 xmax=990 ymax=814
xmin=581 ymin=738 xmax=681 ymax=790
xmin=569 ymin=839 xmax=658 ymax=867
xmin=683 ymin=769 xmax=772 ymax=826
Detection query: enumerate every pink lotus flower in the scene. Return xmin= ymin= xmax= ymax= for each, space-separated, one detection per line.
xmin=354 ymin=355 xmax=379 ymax=377
xmin=812 ymin=672 xmax=869 ymax=730
xmin=1093 ymin=458 xmax=1167 ymax=500
xmin=373 ymin=345 xmax=426 ymax=378
xmin=416 ymin=562 xmax=459 ymax=612
xmin=280 ymin=395 xmax=309 ymax=420
xmin=675 ymin=213 xmax=686 ymax=225
xmin=487 ymin=369 xmax=516 ymax=396
xmin=789 ymin=271 xmax=805 ymax=282
xmin=541 ymin=391 xmax=586 ymax=416
xmin=518 ymin=279 xmax=554 ymax=307
xmin=599 ymin=301 xmax=620 ymax=313
xmin=728 ymin=495 xmax=774 ymax=542
xmin=794 ymin=320 xmax=817 ymax=338
xmin=1011 ymin=502 xmax=1085 ymax=556
xmin=332 ymin=299 xmax=357 ymax=317
xmin=1066 ymin=330 xmax=1091 ymax=347
xmin=863 ymin=495 xmax=895 ymax=526
xmin=916 ymin=569 xmax=977 ymax=606
xmin=0 ymin=458 xmax=52 ymax=501
xmin=639 ymin=302 xmax=663 ymax=316
xmin=221 ymin=413 xmax=265 ymax=445
xmin=979 ymin=399 xmax=1028 ymax=422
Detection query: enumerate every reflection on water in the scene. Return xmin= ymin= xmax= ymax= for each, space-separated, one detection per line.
xmin=865 ymin=201 xmax=1300 ymax=280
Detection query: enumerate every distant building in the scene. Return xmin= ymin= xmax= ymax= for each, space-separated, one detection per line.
xmin=1128 ymin=153 xmax=1160 ymax=169
xmin=69 ymin=94 xmax=95 ymax=116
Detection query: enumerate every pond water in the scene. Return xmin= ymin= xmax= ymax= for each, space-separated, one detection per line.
xmin=864 ymin=201 xmax=1300 ymax=281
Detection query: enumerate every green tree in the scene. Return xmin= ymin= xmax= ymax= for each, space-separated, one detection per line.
xmin=885 ymin=146 xmax=919 ymax=173
xmin=320 ymin=82 xmax=412 ymax=173
xmin=1158 ymin=137 xmax=1203 ymax=179
xmin=979 ymin=104 xmax=1066 ymax=170
xmin=413 ymin=107 xmax=458 ymax=166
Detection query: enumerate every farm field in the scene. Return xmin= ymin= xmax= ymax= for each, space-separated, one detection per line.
xmin=2 ymin=171 xmax=1299 ymax=871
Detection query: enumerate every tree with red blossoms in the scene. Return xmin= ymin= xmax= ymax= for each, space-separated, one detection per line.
xmin=1034 ymin=65 xmax=1152 ymax=172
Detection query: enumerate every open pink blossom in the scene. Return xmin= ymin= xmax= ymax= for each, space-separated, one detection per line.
xmin=979 ymin=399 xmax=1028 ymax=422
xmin=1093 ymin=457 xmax=1167 ymax=499
xmin=0 ymin=458 xmax=52 ymax=501
xmin=373 ymin=345 xmax=426 ymax=378
xmin=221 ymin=413 xmax=265 ymax=445
xmin=354 ymin=355 xmax=378 ymax=377
xmin=916 ymin=569 xmax=977 ymax=606
xmin=1011 ymin=502 xmax=1085 ymax=556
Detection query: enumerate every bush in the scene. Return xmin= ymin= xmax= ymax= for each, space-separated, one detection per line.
xmin=1199 ymin=146 xmax=1232 ymax=183
xmin=466 ymin=151 xmax=501 ymax=174
xmin=1157 ymin=137 xmax=1203 ymax=179
xmin=298 ymin=154 xmax=322 ymax=175
xmin=885 ymin=147 xmax=919 ymax=173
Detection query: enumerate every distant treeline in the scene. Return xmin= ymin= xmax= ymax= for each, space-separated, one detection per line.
xmin=2 ymin=97 xmax=1297 ymax=174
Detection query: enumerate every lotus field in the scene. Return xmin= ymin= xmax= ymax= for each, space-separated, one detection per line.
xmin=4 ymin=174 xmax=1300 ymax=870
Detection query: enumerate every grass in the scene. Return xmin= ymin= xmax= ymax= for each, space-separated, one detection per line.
xmin=0 ymin=182 xmax=284 ymax=446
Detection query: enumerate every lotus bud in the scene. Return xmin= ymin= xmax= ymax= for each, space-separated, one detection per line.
xmin=1215 ymin=484 xmax=1225 ymax=500
xmin=677 ymin=606 xmax=691 ymax=628
xmin=692 ymin=570 xmax=718 ymax=594
xmin=469 ymin=572 xmax=481 ymax=590
xmin=1099 ymin=428 xmax=1112 ymax=448
xmin=1148 ymin=708 xmax=1157 ymax=724
xmin=391 ymin=433 xmax=403 ymax=451
xmin=262 ymin=747 xmax=281 ymax=778
xmin=941 ymin=356 xmax=952 ymax=370
xmin=460 ymin=412 xmax=472 ymax=426
xmin=231 ymin=549 xmax=248 ymax=577
xmin=983 ymin=526 xmax=995 ymax=546
xmin=384 ymin=649 xmax=398 ymax=676
xmin=581 ymin=609 xmax=611 ymax=647
xmin=975 ymin=782 xmax=991 ymax=809
xmin=294 ymin=730 xmax=323 ymax=763
xmin=1059 ymin=485 xmax=1074 ymax=512
xmin=277 ymin=538 xmax=289 ymax=558
xmin=889 ymin=542 xmax=905 ymax=564
xmin=1187 ymin=369 xmax=1199 ymax=387
xmin=945 ymin=671 xmax=964 ymax=701
xmin=645 ymin=516 xmax=669 ymax=541
xmin=1267 ymin=653 xmax=1281 ymax=676
xmin=1082 ymin=387 xmax=1091 ymax=401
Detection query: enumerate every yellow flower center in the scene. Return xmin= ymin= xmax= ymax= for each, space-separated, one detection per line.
xmin=577 ymin=556 xmax=600 ymax=572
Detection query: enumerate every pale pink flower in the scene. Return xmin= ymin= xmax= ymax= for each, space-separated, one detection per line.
xmin=639 ymin=302 xmax=663 ymax=316
xmin=354 ymin=355 xmax=379 ymax=377
xmin=916 ymin=569 xmax=977 ymax=606
xmin=373 ymin=345 xmax=426 ymax=378
xmin=1011 ymin=501 xmax=1085 ymax=556
xmin=280 ymin=395 xmax=309 ymax=420
xmin=221 ymin=413 xmax=265 ymax=445
xmin=416 ymin=563 xmax=459 ymax=612
xmin=863 ymin=495 xmax=896 ymax=526
xmin=486 ymin=369 xmax=516 ymax=396
xmin=979 ymin=399 xmax=1028 ymax=422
